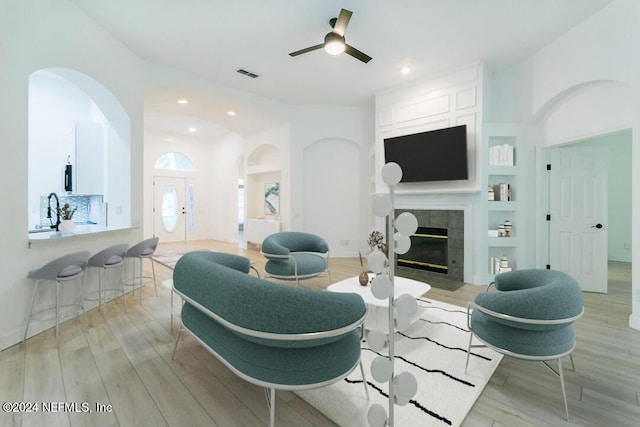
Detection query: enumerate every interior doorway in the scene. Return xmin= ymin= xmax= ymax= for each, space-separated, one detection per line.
xmin=545 ymin=130 xmax=632 ymax=294
xmin=153 ymin=176 xmax=195 ymax=243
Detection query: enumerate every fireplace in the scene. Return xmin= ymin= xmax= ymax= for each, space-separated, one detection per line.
xmin=398 ymin=227 xmax=448 ymax=274
xmin=393 ymin=209 xmax=464 ymax=282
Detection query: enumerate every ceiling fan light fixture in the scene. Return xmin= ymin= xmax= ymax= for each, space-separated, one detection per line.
xmin=324 ymin=32 xmax=345 ymax=55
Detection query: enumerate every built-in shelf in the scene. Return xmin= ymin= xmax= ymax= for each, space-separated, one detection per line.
xmin=487 ymin=165 xmax=517 ymax=175
xmin=487 ymin=201 xmax=518 ymax=211
xmin=487 ymin=237 xmax=517 ymax=247
xmin=246 ymin=163 xmax=280 ymax=175
xmin=482 ymin=125 xmax=522 ymax=283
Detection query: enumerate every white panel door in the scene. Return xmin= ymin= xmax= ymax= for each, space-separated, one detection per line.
xmin=549 ymin=147 xmax=608 ymax=293
xmin=153 ymin=177 xmax=195 ymax=243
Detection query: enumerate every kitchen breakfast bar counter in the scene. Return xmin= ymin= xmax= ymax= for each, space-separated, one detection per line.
xmin=28 ymin=225 xmax=137 ymax=246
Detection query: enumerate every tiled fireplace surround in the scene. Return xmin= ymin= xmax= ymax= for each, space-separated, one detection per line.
xmin=393 ymin=209 xmax=464 ymax=282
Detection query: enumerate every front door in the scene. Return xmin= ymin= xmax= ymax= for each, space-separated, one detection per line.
xmin=153 ymin=176 xmax=195 ymax=243
xmin=549 ymin=146 xmax=608 ymax=293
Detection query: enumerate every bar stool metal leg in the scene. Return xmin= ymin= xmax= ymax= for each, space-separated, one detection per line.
xmin=87 ymin=244 xmax=129 ymax=319
xmin=119 ymin=263 xmax=128 ymax=313
xmin=23 ymin=280 xmax=41 ymax=344
xmin=123 ymin=237 xmax=159 ymax=305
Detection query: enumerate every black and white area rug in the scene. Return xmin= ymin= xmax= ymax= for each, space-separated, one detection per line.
xmin=296 ymin=298 xmax=503 ymax=426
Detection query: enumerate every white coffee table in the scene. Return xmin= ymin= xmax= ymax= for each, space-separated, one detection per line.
xmin=328 ymin=275 xmax=430 ymax=332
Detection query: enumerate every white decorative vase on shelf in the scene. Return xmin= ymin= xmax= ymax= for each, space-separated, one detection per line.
xmin=58 ymin=219 xmax=76 ymax=233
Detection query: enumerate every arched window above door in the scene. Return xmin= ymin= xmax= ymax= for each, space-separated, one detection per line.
xmin=154 ymin=152 xmax=194 ymax=171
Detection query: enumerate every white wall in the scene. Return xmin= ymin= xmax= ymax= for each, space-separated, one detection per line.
xmin=289 ymin=105 xmax=374 ymax=258
xmin=303 ymin=138 xmax=362 ymax=257
xmin=0 ymin=0 xmax=145 ymax=349
xmin=211 ymin=132 xmax=247 ymax=243
xmin=489 ymin=0 xmax=640 ymax=329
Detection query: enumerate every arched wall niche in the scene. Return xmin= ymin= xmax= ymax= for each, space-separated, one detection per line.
xmin=302 ymin=137 xmax=363 ymax=257
xmin=28 ymin=67 xmax=131 ymax=230
xmin=247 ymin=143 xmax=280 ymax=168
xmin=245 ymin=144 xmax=281 ymax=222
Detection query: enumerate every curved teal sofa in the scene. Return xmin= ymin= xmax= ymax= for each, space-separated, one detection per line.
xmin=466 ymin=269 xmax=584 ymax=421
xmin=171 ymin=251 xmax=367 ymax=426
xmin=261 ymin=231 xmax=331 ymax=286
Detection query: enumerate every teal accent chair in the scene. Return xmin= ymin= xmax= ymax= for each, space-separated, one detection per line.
xmin=261 ymin=231 xmax=330 ymax=286
xmin=465 ymin=269 xmax=584 ymax=421
xmin=171 ymin=251 xmax=368 ymax=427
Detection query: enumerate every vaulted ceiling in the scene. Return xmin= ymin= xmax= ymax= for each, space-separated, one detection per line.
xmin=71 ymin=0 xmax=612 ymax=137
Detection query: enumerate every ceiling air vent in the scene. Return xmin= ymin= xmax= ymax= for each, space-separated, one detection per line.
xmin=237 ymin=69 xmax=259 ymax=78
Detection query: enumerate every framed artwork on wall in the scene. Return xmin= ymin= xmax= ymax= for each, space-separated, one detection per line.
xmin=265 ymin=182 xmax=280 ymax=216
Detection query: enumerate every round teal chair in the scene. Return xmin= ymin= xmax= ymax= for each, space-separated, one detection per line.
xmin=261 ymin=232 xmax=330 ymax=286
xmin=465 ymin=269 xmax=584 ymax=421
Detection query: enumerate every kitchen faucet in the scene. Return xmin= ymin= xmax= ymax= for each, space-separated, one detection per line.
xmin=47 ymin=192 xmax=60 ymax=231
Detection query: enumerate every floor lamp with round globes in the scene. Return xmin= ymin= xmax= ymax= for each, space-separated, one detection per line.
xmin=366 ymin=162 xmax=419 ymax=427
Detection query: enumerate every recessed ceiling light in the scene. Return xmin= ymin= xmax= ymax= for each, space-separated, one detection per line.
xmin=401 ymin=66 xmax=411 ymax=75
xmin=227 ymin=111 xmax=236 ymax=116
xmin=166 ymin=138 xmax=174 ymax=142
xmin=188 ymin=127 xmax=197 ymax=132
xmin=177 ymin=99 xmax=188 ymax=104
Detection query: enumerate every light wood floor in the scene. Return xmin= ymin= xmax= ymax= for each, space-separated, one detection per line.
xmin=1 ymin=239 xmax=638 ymax=426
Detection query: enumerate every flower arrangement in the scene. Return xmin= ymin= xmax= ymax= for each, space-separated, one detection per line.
xmin=57 ymin=203 xmax=77 ymax=220
xmin=367 ymin=230 xmax=385 ymax=251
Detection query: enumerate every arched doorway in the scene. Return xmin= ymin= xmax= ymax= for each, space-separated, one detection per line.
xmin=153 ymin=152 xmax=196 ymax=242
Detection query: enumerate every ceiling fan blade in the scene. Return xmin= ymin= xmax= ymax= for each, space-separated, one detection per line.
xmin=345 ymin=44 xmax=372 ymax=63
xmin=289 ymin=43 xmax=325 ymax=57
xmin=332 ymin=8 xmax=352 ymax=37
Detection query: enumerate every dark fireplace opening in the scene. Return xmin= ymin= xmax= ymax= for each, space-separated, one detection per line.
xmin=398 ymin=227 xmax=448 ymax=274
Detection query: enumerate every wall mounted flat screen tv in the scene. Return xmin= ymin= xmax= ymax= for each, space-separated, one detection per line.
xmin=384 ymin=124 xmax=468 ymax=183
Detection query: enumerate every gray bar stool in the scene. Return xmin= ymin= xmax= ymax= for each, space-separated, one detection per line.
xmin=124 ymin=237 xmax=159 ymax=304
xmin=86 ymin=244 xmax=129 ymax=318
xmin=24 ymin=251 xmax=91 ymax=348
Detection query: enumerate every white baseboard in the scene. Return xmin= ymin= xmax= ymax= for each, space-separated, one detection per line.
xmin=609 ymin=254 xmax=632 ymax=263
xmin=629 ymin=313 xmax=640 ymax=332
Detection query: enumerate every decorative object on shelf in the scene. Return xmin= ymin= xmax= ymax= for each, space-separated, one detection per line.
xmin=500 ymin=255 xmax=509 ymax=270
xmin=503 ymin=219 xmax=512 ymax=237
xmin=498 ymin=224 xmax=506 ymax=237
xmin=490 ymin=257 xmax=499 ymax=274
xmin=366 ymin=162 xmax=419 ymax=427
xmin=490 ymin=255 xmax=512 ymax=274
xmin=358 ymin=251 xmax=369 ymax=286
xmin=489 ymin=143 xmax=515 ymax=166
xmin=494 ymin=183 xmax=511 ymax=201
xmin=487 ymin=185 xmax=494 ymax=201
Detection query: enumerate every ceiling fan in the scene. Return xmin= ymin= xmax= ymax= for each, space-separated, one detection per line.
xmin=289 ymin=8 xmax=372 ymax=63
